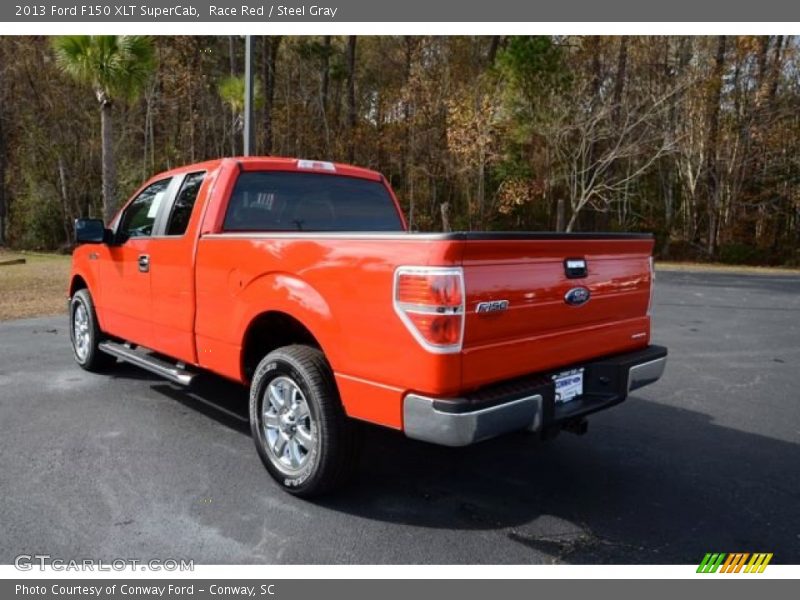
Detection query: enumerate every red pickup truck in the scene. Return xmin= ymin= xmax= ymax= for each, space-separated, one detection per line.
xmin=69 ymin=157 xmax=667 ymax=496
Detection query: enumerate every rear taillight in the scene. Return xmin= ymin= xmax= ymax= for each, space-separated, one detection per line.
xmin=394 ymin=267 xmax=465 ymax=352
xmin=647 ymin=256 xmax=655 ymax=316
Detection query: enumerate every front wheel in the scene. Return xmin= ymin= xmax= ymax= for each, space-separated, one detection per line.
xmin=249 ymin=345 xmax=361 ymax=497
xmin=69 ymin=289 xmax=116 ymax=372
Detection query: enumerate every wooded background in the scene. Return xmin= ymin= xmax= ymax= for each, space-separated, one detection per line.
xmin=0 ymin=35 xmax=798 ymax=265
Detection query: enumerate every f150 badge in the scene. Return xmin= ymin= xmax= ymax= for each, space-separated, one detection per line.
xmin=564 ymin=287 xmax=591 ymax=306
xmin=476 ymin=300 xmax=509 ymax=314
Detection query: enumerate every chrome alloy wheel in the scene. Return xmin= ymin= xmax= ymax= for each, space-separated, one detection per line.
xmin=262 ymin=376 xmax=317 ymax=473
xmin=73 ymin=302 xmax=90 ymax=361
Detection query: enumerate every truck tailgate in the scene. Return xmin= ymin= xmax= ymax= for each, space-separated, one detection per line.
xmin=459 ymin=234 xmax=654 ymax=390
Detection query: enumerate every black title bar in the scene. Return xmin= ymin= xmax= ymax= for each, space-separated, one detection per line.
xmin=4 ymin=0 xmax=800 ymax=22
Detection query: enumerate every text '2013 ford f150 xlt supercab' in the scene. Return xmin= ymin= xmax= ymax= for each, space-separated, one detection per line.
xmin=69 ymin=157 xmax=667 ymax=496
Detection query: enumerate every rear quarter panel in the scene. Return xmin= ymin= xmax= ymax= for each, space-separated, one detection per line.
xmin=193 ymin=234 xmax=462 ymax=428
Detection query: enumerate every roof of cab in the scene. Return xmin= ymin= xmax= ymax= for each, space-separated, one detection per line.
xmin=152 ymin=156 xmax=383 ymax=182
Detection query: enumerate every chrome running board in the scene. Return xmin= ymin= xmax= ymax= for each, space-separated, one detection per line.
xmin=98 ymin=341 xmax=196 ymax=386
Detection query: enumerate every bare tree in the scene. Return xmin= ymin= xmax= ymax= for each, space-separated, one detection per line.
xmin=319 ymin=35 xmax=331 ymax=155
xmin=228 ymin=36 xmax=237 ymax=155
xmin=321 ymin=35 xmax=331 ymax=114
xmin=346 ymin=36 xmax=357 ymax=163
xmin=545 ymin=80 xmax=679 ymax=231
xmin=0 ymin=62 xmax=6 ymax=246
xmin=262 ymin=36 xmax=281 ymax=155
xmin=440 ymin=201 xmax=451 ymax=232
xmin=57 ymin=156 xmax=74 ymax=244
xmin=705 ymin=35 xmax=727 ymax=255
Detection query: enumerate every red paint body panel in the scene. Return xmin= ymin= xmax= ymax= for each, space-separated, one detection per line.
xmin=97 ymin=239 xmax=153 ymax=346
xmin=193 ymin=235 xmax=463 ymax=427
xmin=460 ymin=239 xmax=653 ymax=389
xmin=70 ymin=157 xmax=656 ymax=432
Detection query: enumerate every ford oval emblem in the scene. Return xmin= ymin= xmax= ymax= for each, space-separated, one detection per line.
xmin=564 ymin=287 xmax=591 ymax=306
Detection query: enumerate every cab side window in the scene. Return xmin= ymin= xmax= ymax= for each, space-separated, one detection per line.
xmin=117 ymin=178 xmax=171 ymax=240
xmin=166 ymin=172 xmax=205 ymax=236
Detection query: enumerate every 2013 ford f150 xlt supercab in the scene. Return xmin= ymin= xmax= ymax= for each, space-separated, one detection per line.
xmin=69 ymin=157 xmax=667 ymax=496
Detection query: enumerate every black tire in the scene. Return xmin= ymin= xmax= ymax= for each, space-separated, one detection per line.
xmin=69 ymin=289 xmax=116 ymax=372
xmin=249 ymin=345 xmax=361 ymax=497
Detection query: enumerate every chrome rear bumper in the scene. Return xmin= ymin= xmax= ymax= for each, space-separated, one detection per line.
xmin=404 ymin=393 xmax=543 ymax=447
xmin=403 ymin=345 xmax=667 ymax=447
xmin=628 ymin=356 xmax=667 ymax=391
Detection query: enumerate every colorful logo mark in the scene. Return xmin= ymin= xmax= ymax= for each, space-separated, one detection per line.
xmin=697 ymin=553 xmax=773 ymax=573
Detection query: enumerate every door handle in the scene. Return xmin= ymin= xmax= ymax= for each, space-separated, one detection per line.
xmin=138 ymin=254 xmax=150 ymax=273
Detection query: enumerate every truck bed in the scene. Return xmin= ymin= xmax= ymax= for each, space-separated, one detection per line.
xmin=193 ymin=230 xmax=654 ymax=427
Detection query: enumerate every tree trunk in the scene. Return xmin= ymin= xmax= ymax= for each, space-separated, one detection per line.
xmin=228 ymin=36 xmax=236 ymax=75
xmin=595 ymin=36 xmax=629 ymax=231
xmin=555 ymin=196 xmax=566 ymax=232
xmin=753 ymin=36 xmax=784 ymax=134
xmin=705 ymin=36 xmax=727 ymax=256
xmin=0 ymin=43 xmax=6 ymax=246
xmin=767 ymin=36 xmax=784 ymax=102
xmin=99 ymin=97 xmax=116 ymax=224
xmin=346 ymin=36 xmax=357 ymax=164
xmin=590 ymin=37 xmax=603 ymax=110
xmin=262 ymin=36 xmax=281 ymax=156
xmin=0 ymin=99 xmax=6 ymax=246
xmin=407 ymin=167 xmax=415 ymax=231
xmin=440 ymin=202 xmax=451 ymax=232
xmin=401 ymin=37 xmax=414 ymax=194
xmin=661 ymin=165 xmax=674 ymax=258
xmin=229 ymin=36 xmax=237 ymax=156
xmin=660 ymin=38 xmax=680 ymax=258
xmin=58 ymin=156 xmax=73 ymax=244
xmin=320 ymin=35 xmax=331 ymax=155
xmin=477 ymin=155 xmax=486 ymax=225
xmin=143 ymin=84 xmax=152 ymax=180
xmin=752 ymin=36 xmax=771 ymax=141
xmin=612 ymin=37 xmax=628 ymax=126
xmin=487 ymin=36 xmax=502 ymax=66
xmin=321 ymin=35 xmax=331 ymax=115
xmin=565 ymin=209 xmax=579 ymax=232
xmin=587 ymin=37 xmax=605 ymax=229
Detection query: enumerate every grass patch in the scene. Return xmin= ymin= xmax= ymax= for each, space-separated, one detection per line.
xmin=0 ymin=249 xmax=71 ymax=321
xmin=656 ymin=261 xmax=800 ymax=276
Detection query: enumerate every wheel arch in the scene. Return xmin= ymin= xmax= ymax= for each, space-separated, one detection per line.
xmin=68 ymin=273 xmax=89 ymax=297
xmin=69 ymin=270 xmax=107 ymax=332
xmin=229 ymin=271 xmax=342 ymax=382
xmin=240 ymin=310 xmax=328 ymax=383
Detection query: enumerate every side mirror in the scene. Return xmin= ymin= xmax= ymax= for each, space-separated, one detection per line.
xmin=74 ymin=218 xmax=107 ymax=244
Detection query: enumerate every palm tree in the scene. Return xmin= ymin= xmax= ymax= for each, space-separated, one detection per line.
xmin=52 ymin=36 xmax=155 ymax=222
xmin=218 ymin=74 xmax=263 ymax=155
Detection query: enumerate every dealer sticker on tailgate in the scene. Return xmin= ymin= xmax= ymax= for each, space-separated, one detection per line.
xmin=552 ymin=368 xmax=584 ymax=403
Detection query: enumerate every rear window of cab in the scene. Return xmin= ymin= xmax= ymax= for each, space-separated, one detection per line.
xmin=223 ymin=171 xmax=404 ymax=232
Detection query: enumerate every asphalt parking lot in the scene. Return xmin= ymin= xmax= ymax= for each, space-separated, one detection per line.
xmin=1 ymin=269 xmax=799 ymax=564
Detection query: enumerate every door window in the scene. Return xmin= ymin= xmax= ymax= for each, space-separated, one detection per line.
xmin=165 ymin=172 xmax=205 ymax=236
xmin=117 ymin=178 xmax=171 ymax=240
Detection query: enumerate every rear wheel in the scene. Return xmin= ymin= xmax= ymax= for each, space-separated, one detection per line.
xmin=249 ymin=345 xmax=361 ymax=497
xmin=69 ymin=289 xmax=116 ymax=372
